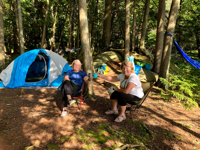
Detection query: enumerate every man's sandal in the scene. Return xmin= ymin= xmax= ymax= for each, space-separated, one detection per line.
xmin=105 ymin=109 xmax=118 ymax=115
xmin=114 ymin=115 xmax=126 ymax=122
xmin=60 ymin=110 xmax=68 ymax=118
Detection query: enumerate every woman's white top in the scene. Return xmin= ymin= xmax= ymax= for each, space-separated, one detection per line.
xmin=117 ymin=73 xmax=144 ymax=98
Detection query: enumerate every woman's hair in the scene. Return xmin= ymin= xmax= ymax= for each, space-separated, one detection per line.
xmin=121 ymin=60 xmax=135 ymax=73
xmin=72 ymin=59 xmax=82 ymax=70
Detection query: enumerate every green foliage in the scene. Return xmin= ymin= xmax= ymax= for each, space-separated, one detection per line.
xmin=159 ymin=72 xmax=199 ymax=109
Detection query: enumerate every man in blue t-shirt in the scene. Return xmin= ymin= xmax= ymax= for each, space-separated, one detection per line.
xmin=60 ymin=59 xmax=92 ymax=118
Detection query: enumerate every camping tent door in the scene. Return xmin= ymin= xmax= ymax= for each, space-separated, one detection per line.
xmin=25 ymin=52 xmax=49 ymax=82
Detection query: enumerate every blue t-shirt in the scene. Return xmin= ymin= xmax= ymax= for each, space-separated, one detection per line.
xmin=65 ymin=70 xmax=87 ymax=87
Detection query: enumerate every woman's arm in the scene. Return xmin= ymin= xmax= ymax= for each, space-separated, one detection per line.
xmin=98 ymin=74 xmax=119 ymax=82
xmin=114 ymin=82 xmax=136 ymax=94
xmin=63 ymin=75 xmax=70 ymax=81
xmin=83 ymin=76 xmax=93 ymax=84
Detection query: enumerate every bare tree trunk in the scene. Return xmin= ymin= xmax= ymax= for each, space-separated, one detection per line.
xmin=102 ymin=0 xmax=112 ymax=48
xmin=50 ymin=0 xmax=59 ymax=51
xmin=67 ymin=4 xmax=73 ymax=62
xmin=41 ymin=0 xmax=49 ymax=49
xmin=139 ymin=0 xmax=150 ymax=53
xmin=79 ymin=0 xmax=94 ymax=95
xmin=76 ymin=16 xmax=80 ymax=58
xmin=88 ymin=0 xmax=92 ymax=46
xmin=131 ymin=0 xmax=136 ymax=52
xmin=17 ymin=0 xmax=24 ymax=54
xmin=14 ymin=0 xmax=20 ymax=53
xmin=97 ymin=0 xmax=100 ymax=53
xmin=91 ymin=1 xmax=98 ymax=51
xmin=196 ymin=31 xmax=200 ymax=58
xmin=0 ymin=0 xmax=5 ymax=67
xmin=176 ymin=0 xmax=182 ymax=58
xmin=153 ymin=0 xmax=165 ymax=74
xmin=115 ymin=0 xmax=125 ymax=39
xmin=57 ymin=11 xmax=68 ymax=50
xmin=124 ymin=0 xmax=130 ymax=59
xmin=159 ymin=0 xmax=180 ymax=85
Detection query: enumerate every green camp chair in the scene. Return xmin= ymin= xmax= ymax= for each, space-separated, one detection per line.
xmin=126 ymin=82 xmax=155 ymax=119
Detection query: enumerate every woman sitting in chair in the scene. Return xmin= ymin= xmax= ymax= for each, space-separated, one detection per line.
xmin=98 ymin=60 xmax=144 ymax=122
xmin=60 ymin=59 xmax=92 ymax=118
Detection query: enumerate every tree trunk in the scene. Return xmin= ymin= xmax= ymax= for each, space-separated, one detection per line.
xmin=67 ymin=3 xmax=73 ymax=62
xmin=115 ymin=0 xmax=125 ymax=39
xmin=88 ymin=0 xmax=92 ymax=46
xmin=0 ymin=0 xmax=5 ymax=67
xmin=176 ymin=0 xmax=182 ymax=58
xmin=14 ymin=0 xmax=20 ymax=53
xmin=131 ymin=0 xmax=136 ymax=52
xmin=102 ymin=0 xmax=112 ymax=48
xmin=41 ymin=0 xmax=49 ymax=49
xmin=97 ymin=0 xmax=100 ymax=53
xmin=139 ymin=0 xmax=150 ymax=53
xmin=17 ymin=0 xmax=24 ymax=54
xmin=50 ymin=0 xmax=59 ymax=51
xmin=57 ymin=11 xmax=68 ymax=50
xmin=76 ymin=16 xmax=80 ymax=58
xmin=153 ymin=0 xmax=165 ymax=74
xmin=159 ymin=0 xmax=180 ymax=85
xmin=196 ymin=31 xmax=200 ymax=58
xmin=91 ymin=1 xmax=98 ymax=51
xmin=124 ymin=0 xmax=130 ymax=59
xmin=79 ymin=0 xmax=94 ymax=95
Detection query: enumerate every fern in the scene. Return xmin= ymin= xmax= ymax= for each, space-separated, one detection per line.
xmin=159 ymin=73 xmax=199 ymax=109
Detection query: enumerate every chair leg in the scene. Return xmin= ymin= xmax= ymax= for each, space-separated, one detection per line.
xmin=76 ymin=100 xmax=80 ymax=110
xmin=130 ymin=109 xmax=132 ymax=119
xmin=138 ymin=108 xmax=145 ymax=116
xmin=79 ymin=97 xmax=85 ymax=109
xmin=61 ymin=102 xmax=63 ymax=110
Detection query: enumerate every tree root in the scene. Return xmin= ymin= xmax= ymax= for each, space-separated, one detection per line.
xmin=114 ymin=144 xmax=143 ymax=150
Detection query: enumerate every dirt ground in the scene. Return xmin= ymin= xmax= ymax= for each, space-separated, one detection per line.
xmin=0 ymin=61 xmax=200 ymax=150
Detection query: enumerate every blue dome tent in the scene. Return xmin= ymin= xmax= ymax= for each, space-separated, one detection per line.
xmin=0 ymin=49 xmax=72 ymax=88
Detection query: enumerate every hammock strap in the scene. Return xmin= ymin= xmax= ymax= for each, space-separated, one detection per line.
xmin=165 ymin=32 xmax=175 ymax=37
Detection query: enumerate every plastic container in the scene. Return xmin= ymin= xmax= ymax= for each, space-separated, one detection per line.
xmin=145 ymin=64 xmax=152 ymax=70
xmin=93 ymin=73 xmax=98 ymax=78
xmin=136 ymin=61 xmax=146 ymax=67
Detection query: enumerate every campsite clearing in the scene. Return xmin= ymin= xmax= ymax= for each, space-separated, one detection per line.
xmin=0 ymin=60 xmax=200 ymax=150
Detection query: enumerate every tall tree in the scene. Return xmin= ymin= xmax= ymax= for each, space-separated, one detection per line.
xmin=17 ymin=0 xmax=24 ymax=54
xmin=153 ymin=0 xmax=165 ymax=74
xmin=115 ymin=0 xmax=125 ymax=39
xmin=67 ymin=1 xmax=73 ymax=62
xmin=50 ymin=0 xmax=59 ymax=51
xmin=131 ymin=0 xmax=137 ymax=52
xmin=124 ymin=0 xmax=130 ymax=59
xmin=0 ymin=0 xmax=5 ymax=67
xmin=102 ymin=0 xmax=112 ymax=48
xmin=159 ymin=0 xmax=180 ymax=84
xmin=79 ymin=0 xmax=94 ymax=95
xmin=139 ymin=0 xmax=150 ymax=53
xmin=41 ymin=0 xmax=49 ymax=49
xmin=14 ymin=0 xmax=20 ymax=53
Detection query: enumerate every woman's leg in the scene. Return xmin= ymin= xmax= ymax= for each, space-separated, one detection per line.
xmin=114 ymin=93 xmax=129 ymax=122
xmin=105 ymin=91 xmax=120 ymax=114
xmin=62 ymin=80 xmax=80 ymax=110
xmin=114 ymin=93 xmax=141 ymax=122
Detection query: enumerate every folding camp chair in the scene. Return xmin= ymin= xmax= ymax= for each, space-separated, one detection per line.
xmin=71 ymin=81 xmax=85 ymax=109
xmin=126 ymin=82 xmax=155 ymax=119
xmin=59 ymin=81 xmax=85 ymax=110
